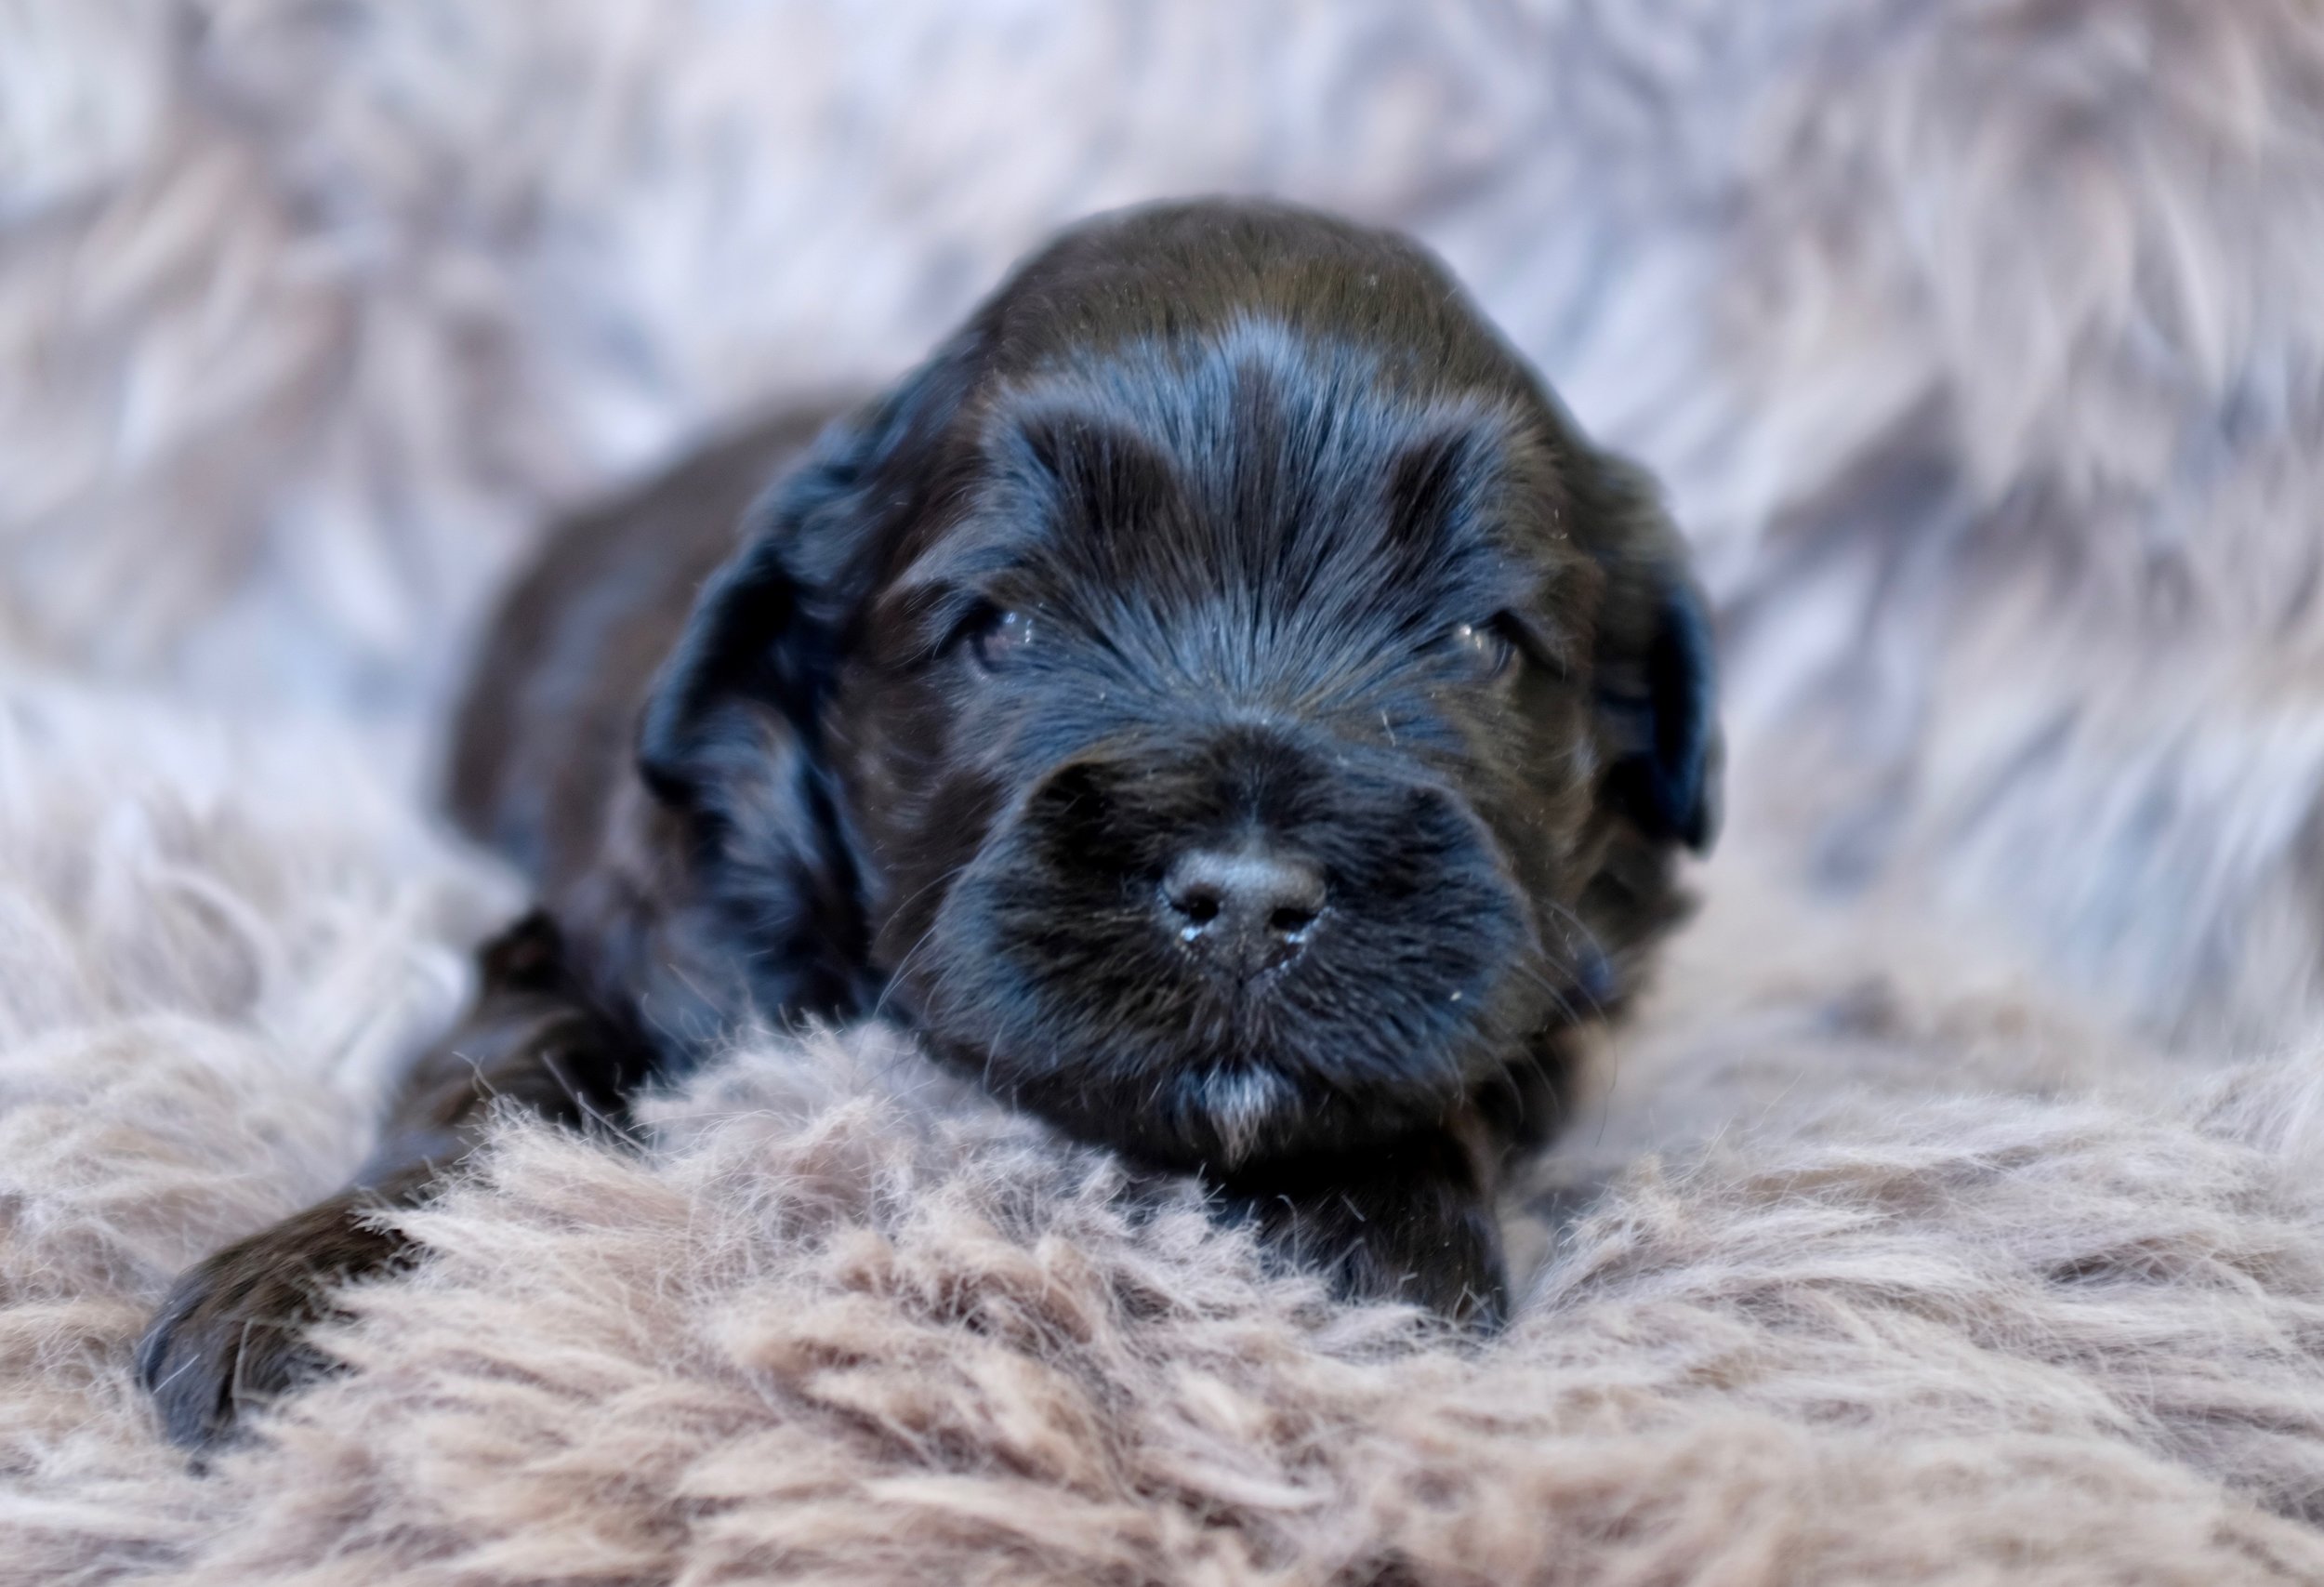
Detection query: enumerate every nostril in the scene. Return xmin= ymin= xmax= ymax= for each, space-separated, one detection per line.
xmin=1175 ymin=887 xmax=1222 ymax=926
xmin=1267 ymin=902 xmax=1318 ymax=937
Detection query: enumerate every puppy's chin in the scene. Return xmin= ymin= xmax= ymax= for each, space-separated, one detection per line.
xmin=892 ymin=767 xmax=1559 ymax=1171
xmin=911 ymin=976 xmax=1548 ymax=1171
xmin=1181 ymin=1065 xmax=1298 ymax=1169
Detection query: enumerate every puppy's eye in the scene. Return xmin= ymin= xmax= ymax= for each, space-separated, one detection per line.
xmin=968 ymin=607 xmax=1037 ymax=672
xmin=1446 ymin=619 xmax=1517 ymax=680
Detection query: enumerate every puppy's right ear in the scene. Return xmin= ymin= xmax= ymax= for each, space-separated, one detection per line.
xmin=637 ymin=356 xmax=970 ymax=810
xmin=628 ymin=359 xmax=972 ymax=1020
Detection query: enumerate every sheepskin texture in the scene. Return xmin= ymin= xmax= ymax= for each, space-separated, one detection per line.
xmin=9 ymin=1 xmax=2324 ymax=1581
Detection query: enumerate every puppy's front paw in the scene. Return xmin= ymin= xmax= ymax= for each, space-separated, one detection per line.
xmin=137 ymin=1194 xmax=407 ymax=1450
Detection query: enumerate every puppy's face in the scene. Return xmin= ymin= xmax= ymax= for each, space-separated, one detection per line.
xmin=833 ymin=336 xmax=1613 ymax=1167
xmin=641 ymin=204 xmax=1716 ymax=1172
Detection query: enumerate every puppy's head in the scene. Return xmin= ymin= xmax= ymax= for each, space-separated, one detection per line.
xmin=640 ymin=202 xmax=1718 ymax=1170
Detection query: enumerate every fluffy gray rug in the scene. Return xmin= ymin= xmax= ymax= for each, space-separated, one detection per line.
xmin=7 ymin=3 xmax=2324 ymax=1582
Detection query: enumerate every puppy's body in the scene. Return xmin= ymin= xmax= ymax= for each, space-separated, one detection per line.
xmin=141 ymin=202 xmax=1718 ymax=1448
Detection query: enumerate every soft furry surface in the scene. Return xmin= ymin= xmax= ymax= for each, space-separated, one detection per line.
xmin=9 ymin=2 xmax=2324 ymax=1581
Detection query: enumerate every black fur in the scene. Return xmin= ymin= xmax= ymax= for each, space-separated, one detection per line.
xmin=643 ymin=204 xmax=1716 ymax=1167
xmin=139 ymin=199 xmax=1719 ymax=1448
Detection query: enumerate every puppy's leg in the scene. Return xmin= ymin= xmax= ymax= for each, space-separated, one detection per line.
xmin=138 ymin=913 xmax=650 ymax=1449
xmin=1221 ymin=1116 xmax=1512 ymax=1326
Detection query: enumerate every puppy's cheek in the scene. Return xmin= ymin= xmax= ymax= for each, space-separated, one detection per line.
xmin=1294 ymin=787 xmax=1543 ymax=1020
xmin=906 ymin=826 xmax=1176 ymax=1087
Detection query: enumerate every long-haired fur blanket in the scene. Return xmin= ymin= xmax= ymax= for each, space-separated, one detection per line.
xmin=8 ymin=4 xmax=2324 ymax=1582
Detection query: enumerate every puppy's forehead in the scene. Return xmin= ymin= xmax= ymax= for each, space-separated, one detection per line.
xmin=911 ymin=320 xmax=1589 ymax=651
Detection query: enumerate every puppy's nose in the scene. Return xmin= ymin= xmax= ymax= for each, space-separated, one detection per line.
xmin=1161 ymin=845 xmax=1327 ymax=977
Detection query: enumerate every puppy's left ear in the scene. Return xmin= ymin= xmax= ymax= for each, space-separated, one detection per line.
xmin=1585 ymin=456 xmax=1723 ymax=855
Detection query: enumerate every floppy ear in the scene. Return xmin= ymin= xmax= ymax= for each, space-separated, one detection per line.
xmin=638 ymin=356 xmax=967 ymax=809
xmin=1618 ymin=571 xmax=1723 ymax=853
xmin=626 ymin=356 xmax=971 ymax=1022
xmin=634 ymin=522 xmax=824 ymax=813
xmin=1584 ymin=457 xmax=1723 ymax=855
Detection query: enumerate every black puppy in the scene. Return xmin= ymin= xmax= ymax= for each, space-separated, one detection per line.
xmin=140 ymin=200 xmax=1719 ymax=1448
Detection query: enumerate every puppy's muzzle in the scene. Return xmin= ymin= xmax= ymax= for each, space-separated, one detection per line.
xmin=918 ymin=717 xmax=1538 ymax=1166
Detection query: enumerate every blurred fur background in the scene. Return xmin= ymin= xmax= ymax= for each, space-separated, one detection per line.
xmin=8 ymin=3 xmax=2324 ymax=1582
